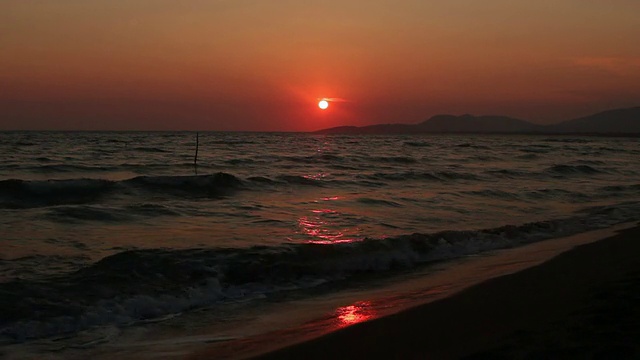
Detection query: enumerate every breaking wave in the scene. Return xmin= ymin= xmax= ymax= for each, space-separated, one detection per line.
xmin=2 ymin=201 xmax=638 ymax=342
xmin=0 ymin=173 xmax=242 ymax=208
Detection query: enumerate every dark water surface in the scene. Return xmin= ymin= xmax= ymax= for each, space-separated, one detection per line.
xmin=1 ymin=132 xmax=639 ymax=343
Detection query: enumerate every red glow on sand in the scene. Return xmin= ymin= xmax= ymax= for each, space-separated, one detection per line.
xmin=336 ymin=301 xmax=375 ymax=327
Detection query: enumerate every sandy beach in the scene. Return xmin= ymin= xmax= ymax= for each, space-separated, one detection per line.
xmin=242 ymin=223 xmax=640 ymax=359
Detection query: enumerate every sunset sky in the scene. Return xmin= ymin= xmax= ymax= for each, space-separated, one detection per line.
xmin=2 ymin=1 xmax=639 ymax=131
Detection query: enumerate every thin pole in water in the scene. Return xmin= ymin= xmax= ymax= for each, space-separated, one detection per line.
xmin=194 ymin=132 xmax=199 ymax=172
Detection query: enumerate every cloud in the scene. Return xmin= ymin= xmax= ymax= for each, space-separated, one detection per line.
xmin=572 ymin=56 xmax=640 ymax=76
xmin=320 ymin=97 xmax=349 ymax=102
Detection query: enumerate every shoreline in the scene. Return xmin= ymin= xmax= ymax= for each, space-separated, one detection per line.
xmin=242 ymin=223 xmax=640 ymax=359
xmin=4 ymin=223 xmax=637 ymax=360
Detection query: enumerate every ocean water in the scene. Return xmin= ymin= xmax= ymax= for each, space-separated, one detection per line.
xmin=1 ymin=131 xmax=639 ymax=348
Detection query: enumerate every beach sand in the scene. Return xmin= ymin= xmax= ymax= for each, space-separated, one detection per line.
xmin=239 ymin=224 xmax=640 ymax=359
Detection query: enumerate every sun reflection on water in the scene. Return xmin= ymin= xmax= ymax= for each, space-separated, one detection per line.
xmin=302 ymin=172 xmax=328 ymax=181
xmin=297 ymin=215 xmax=358 ymax=244
xmin=292 ymin=195 xmax=365 ymax=244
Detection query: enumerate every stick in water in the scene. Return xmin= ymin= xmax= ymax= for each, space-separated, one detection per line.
xmin=194 ymin=132 xmax=199 ymax=169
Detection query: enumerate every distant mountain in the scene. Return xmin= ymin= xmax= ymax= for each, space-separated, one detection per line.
xmin=316 ymin=124 xmax=416 ymax=135
xmin=314 ymin=106 xmax=640 ymax=135
xmin=416 ymin=114 xmax=542 ymax=133
xmin=548 ymin=106 xmax=640 ymax=133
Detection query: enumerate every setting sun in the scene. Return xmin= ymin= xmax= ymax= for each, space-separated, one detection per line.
xmin=318 ymin=100 xmax=329 ymax=110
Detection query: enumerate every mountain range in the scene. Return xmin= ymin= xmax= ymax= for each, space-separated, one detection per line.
xmin=314 ymin=106 xmax=640 ymax=135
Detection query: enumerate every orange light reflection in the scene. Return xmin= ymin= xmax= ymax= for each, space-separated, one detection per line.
xmin=295 ymin=195 xmax=363 ymax=244
xmin=297 ymin=216 xmax=355 ymax=244
xmin=311 ymin=209 xmax=335 ymax=214
xmin=297 ymin=211 xmax=361 ymax=245
xmin=302 ymin=172 xmax=328 ymax=180
xmin=336 ymin=301 xmax=375 ymax=328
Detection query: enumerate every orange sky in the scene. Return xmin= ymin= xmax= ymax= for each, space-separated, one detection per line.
xmin=1 ymin=0 xmax=639 ymax=131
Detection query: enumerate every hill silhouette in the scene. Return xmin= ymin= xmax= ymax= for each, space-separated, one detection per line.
xmin=417 ymin=114 xmax=542 ymax=133
xmin=551 ymin=107 xmax=640 ymax=133
xmin=315 ymin=106 xmax=640 ymax=135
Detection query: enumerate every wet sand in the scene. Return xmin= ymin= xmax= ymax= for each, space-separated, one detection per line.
xmin=248 ymin=224 xmax=640 ymax=359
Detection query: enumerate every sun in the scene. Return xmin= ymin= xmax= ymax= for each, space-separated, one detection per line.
xmin=318 ymin=99 xmax=329 ymax=110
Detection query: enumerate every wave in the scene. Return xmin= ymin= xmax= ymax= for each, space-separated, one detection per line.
xmin=124 ymin=173 xmax=241 ymax=195
xmin=356 ymin=197 xmax=404 ymax=207
xmin=224 ymin=158 xmax=257 ymax=165
xmin=370 ymin=156 xmax=418 ymax=164
xmin=519 ymin=148 xmax=550 ymax=154
xmin=42 ymin=206 xmax=133 ymax=223
xmin=19 ymin=164 xmax=117 ymax=173
xmin=600 ymin=184 xmax=640 ymax=191
xmin=598 ymin=184 xmax=640 ymax=195
xmin=516 ymin=153 xmax=539 ymax=160
xmin=486 ymin=164 xmax=612 ymax=179
xmin=484 ymin=169 xmax=529 ymax=178
xmin=541 ymin=138 xmax=593 ymax=143
xmin=41 ymin=204 xmax=180 ymax=223
xmin=206 ymin=139 xmax=257 ymax=145
xmin=546 ymin=164 xmax=606 ymax=175
xmin=455 ymin=188 xmax=592 ymax=202
xmin=0 ymin=173 xmax=242 ymax=209
xmin=359 ymin=171 xmax=481 ymax=182
xmin=572 ymin=159 xmax=607 ymax=165
xmin=269 ymin=154 xmax=418 ymax=165
xmin=282 ymin=154 xmax=344 ymax=164
xmin=0 ymin=178 xmax=116 ymax=209
xmin=246 ymin=176 xmax=277 ymax=184
xmin=403 ymin=141 xmax=431 ymax=147
xmin=125 ymin=203 xmax=181 ymax=217
xmin=2 ymin=201 xmax=638 ymax=341
xmin=462 ymin=189 xmax=521 ymax=200
xmin=524 ymin=188 xmax=589 ymax=201
xmin=0 ymin=255 xmax=90 ymax=283
xmin=13 ymin=141 xmax=37 ymax=147
xmin=276 ymin=175 xmax=325 ymax=186
xmin=456 ymin=143 xmax=490 ymax=149
xmin=131 ymin=147 xmax=170 ymax=153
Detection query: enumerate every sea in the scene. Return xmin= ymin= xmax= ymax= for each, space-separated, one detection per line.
xmin=1 ymin=131 xmax=639 ymax=358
